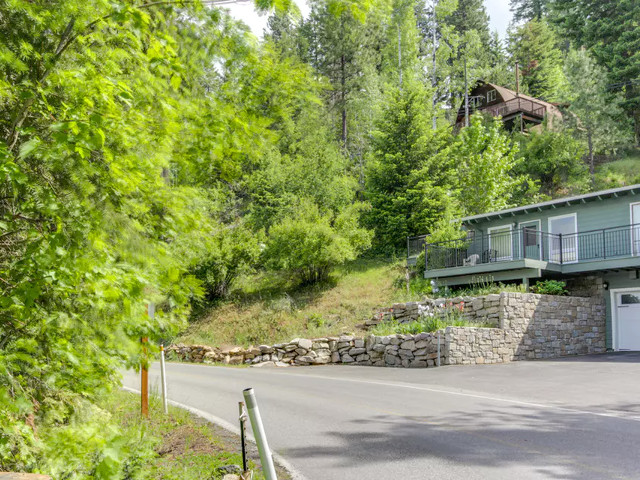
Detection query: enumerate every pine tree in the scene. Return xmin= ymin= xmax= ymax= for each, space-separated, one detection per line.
xmin=509 ymin=0 xmax=548 ymax=24
xmin=563 ymin=48 xmax=634 ymax=179
xmin=551 ymin=0 xmax=640 ymax=142
xmin=364 ymin=85 xmax=456 ymax=253
xmin=508 ymin=19 xmax=566 ymax=101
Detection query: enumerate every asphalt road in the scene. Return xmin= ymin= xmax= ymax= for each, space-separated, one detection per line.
xmin=121 ymin=353 xmax=640 ymax=480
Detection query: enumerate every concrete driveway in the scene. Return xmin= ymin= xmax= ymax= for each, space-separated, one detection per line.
xmin=121 ymin=353 xmax=640 ymax=480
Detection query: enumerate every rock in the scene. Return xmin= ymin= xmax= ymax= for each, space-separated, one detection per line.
xmin=400 ymin=340 xmax=415 ymax=350
xmin=349 ymin=347 xmax=366 ymax=356
xmin=259 ymin=345 xmax=274 ymax=354
xmin=222 ymin=475 xmax=241 ymax=480
xmin=217 ymin=465 xmax=241 ymax=475
xmin=354 ymin=338 xmax=365 ymax=348
xmin=298 ymin=338 xmax=313 ymax=349
xmin=341 ymin=354 xmax=355 ymax=363
xmin=331 ymin=352 xmax=341 ymax=363
xmin=275 ymin=361 xmax=290 ymax=367
xmin=228 ymin=355 xmax=244 ymax=365
xmin=250 ymin=361 xmax=276 ymax=368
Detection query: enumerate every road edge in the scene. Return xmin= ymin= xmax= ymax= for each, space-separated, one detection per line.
xmin=121 ymin=386 xmax=309 ymax=480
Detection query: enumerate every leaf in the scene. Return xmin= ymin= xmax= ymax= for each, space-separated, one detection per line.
xmin=18 ymin=137 xmax=41 ymax=159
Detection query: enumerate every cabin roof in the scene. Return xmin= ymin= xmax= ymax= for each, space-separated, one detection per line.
xmin=459 ymin=184 xmax=640 ymax=224
xmin=482 ymin=82 xmax=557 ymax=110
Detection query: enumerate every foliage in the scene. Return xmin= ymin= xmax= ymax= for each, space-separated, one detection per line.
xmin=263 ymin=201 xmax=372 ymax=284
xmin=370 ymin=306 xmax=492 ymax=335
xmin=509 ymin=0 xmax=548 ymax=23
xmin=530 ymin=280 xmax=568 ymax=296
xmin=563 ymin=48 xmax=634 ymax=178
xmin=508 ymin=19 xmax=566 ymax=102
xmin=551 ymin=0 xmax=640 ymax=139
xmin=444 ymin=115 xmax=524 ymax=216
xmin=364 ymin=85 xmax=458 ymax=254
xmin=513 ymin=123 xmax=589 ymax=197
xmin=192 ymin=225 xmax=263 ymax=304
xmin=434 ymin=278 xmax=526 ymax=298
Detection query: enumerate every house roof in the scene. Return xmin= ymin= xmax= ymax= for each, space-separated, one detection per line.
xmin=484 ymin=82 xmax=557 ymax=110
xmin=460 ymin=184 xmax=640 ymax=224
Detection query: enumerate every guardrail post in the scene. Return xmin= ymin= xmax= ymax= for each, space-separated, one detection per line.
xmin=243 ymin=388 xmax=277 ymax=480
xmin=141 ymin=337 xmax=149 ymax=418
xmin=437 ymin=331 xmax=441 ymax=367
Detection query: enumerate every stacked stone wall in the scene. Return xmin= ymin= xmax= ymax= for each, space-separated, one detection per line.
xmin=169 ymin=292 xmax=606 ymax=368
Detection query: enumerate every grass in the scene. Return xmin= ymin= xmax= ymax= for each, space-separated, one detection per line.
xmin=105 ymin=390 xmax=289 ymax=480
xmin=594 ymin=149 xmax=640 ymax=188
xmin=370 ymin=310 xmax=495 ymax=336
xmin=178 ymin=258 xmax=421 ymax=347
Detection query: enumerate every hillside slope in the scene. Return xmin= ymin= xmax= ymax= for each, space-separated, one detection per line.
xmin=177 ymin=259 xmax=414 ymax=347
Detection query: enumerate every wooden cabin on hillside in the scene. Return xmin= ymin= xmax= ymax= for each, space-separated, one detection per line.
xmin=456 ymin=81 xmax=563 ymax=132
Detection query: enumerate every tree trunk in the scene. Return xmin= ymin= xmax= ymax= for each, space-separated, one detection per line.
xmin=341 ymin=54 xmax=347 ymax=147
xmin=587 ymin=129 xmax=595 ymax=184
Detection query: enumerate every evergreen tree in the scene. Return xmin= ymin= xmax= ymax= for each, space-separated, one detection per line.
xmin=365 ymin=86 xmax=457 ymax=253
xmin=551 ymin=0 xmax=640 ymax=141
xmin=509 ymin=0 xmax=548 ymax=24
xmin=563 ymin=48 xmax=634 ymax=179
xmin=508 ymin=19 xmax=566 ymax=101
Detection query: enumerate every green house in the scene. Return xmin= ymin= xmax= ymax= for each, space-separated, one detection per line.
xmin=422 ymin=184 xmax=640 ymax=351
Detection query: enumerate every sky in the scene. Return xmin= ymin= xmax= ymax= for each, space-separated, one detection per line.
xmin=224 ymin=0 xmax=513 ymax=39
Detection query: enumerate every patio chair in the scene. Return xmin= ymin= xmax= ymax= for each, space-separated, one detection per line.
xmin=463 ymin=254 xmax=479 ymax=266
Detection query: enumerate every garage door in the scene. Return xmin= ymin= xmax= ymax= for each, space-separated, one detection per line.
xmin=616 ymin=291 xmax=640 ymax=350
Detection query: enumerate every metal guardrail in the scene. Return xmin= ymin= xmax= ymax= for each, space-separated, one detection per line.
xmin=425 ymin=224 xmax=640 ymax=271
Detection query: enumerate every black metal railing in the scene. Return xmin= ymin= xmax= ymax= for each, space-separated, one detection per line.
xmin=425 ymin=224 xmax=640 ymax=271
xmin=407 ymin=235 xmax=427 ymax=263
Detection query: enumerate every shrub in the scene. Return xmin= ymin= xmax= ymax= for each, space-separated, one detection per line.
xmin=531 ymin=279 xmax=568 ymax=296
xmin=263 ymin=201 xmax=372 ymax=284
xmin=192 ymin=225 xmax=262 ymax=303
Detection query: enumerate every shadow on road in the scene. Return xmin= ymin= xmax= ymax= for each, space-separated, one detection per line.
xmin=283 ymin=404 xmax=637 ymax=480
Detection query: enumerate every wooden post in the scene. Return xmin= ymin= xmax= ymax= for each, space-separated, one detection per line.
xmin=141 ymin=336 xmax=149 ymax=418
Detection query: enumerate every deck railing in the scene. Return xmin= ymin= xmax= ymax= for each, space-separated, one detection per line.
xmin=425 ymin=224 xmax=640 ymax=271
xmin=456 ymin=97 xmax=548 ymax=126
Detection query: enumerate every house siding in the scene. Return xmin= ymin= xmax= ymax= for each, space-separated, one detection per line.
xmin=466 ymin=194 xmax=639 ymax=236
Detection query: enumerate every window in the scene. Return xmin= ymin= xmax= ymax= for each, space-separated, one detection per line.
xmin=487 ymin=225 xmax=513 ymax=261
xmin=621 ymin=294 xmax=640 ymax=305
xmin=487 ymin=89 xmax=496 ymax=103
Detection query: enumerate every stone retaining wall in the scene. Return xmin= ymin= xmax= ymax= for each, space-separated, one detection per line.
xmin=169 ymin=292 xmax=605 ymax=368
xmin=366 ymin=294 xmax=502 ymax=327
xmin=167 ymin=332 xmax=446 ymax=368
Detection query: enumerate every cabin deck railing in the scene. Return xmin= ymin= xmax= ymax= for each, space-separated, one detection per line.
xmin=425 ymin=224 xmax=640 ymax=271
xmin=456 ymin=96 xmax=548 ymax=126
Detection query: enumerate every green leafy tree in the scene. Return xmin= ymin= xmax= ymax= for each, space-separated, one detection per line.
xmin=513 ymin=124 xmax=589 ymax=197
xmin=508 ymin=19 xmax=566 ymax=101
xmin=563 ymin=48 xmax=634 ymax=179
xmin=444 ymin=115 xmax=525 ymax=215
xmin=263 ymin=201 xmax=372 ymax=284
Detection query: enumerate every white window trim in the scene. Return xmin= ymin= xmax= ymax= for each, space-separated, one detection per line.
xmin=609 ymin=287 xmax=640 ymax=351
xmin=548 ymin=213 xmax=578 ymax=264
xmin=630 ymin=202 xmax=640 ymax=256
xmin=487 ymin=89 xmax=496 ymax=103
xmin=517 ymin=219 xmax=541 ymax=259
xmin=487 ymin=224 xmax=513 ymax=261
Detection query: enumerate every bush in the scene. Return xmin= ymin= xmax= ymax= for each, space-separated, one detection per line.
xmin=531 ymin=279 xmax=568 ymax=296
xmin=192 ymin=225 xmax=262 ymax=303
xmin=263 ymin=201 xmax=372 ymax=284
